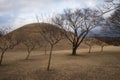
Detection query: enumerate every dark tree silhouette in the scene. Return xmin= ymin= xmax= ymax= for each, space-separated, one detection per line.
xmin=106 ymin=7 xmax=120 ymax=34
xmin=52 ymin=8 xmax=102 ymax=55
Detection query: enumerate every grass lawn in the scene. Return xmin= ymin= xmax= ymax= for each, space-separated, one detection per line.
xmin=0 ymin=46 xmax=120 ymax=80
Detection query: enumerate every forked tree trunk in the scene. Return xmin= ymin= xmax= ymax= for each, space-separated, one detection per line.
xmin=47 ymin=45 xmax=53 ymax=71
xmin=0 ymin=51 xmax=5 ymax=66
xmin=25 ymin=50 xmax=31 ymax=60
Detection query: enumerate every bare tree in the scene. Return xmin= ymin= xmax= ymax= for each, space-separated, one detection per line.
xmin=52 ymin=8 xmax=102 ymax=55
xmin=12 ymin=27 xmax=37 ymax=60
xmin=105 ymin=7 xmax=120 ymax=34
xmin=22 ymin=36 xmax=37 ymax=60
xmin=97 ymin=2 xmax=120 ymax=46
xmin=84 ymin=38 xmax=95 ymax=53
xmin=40 ymin=23 xmax=64 ymax=71
xmin=0 ymin=28 xmax=18 ymax=65
xmin=99 ymin=0 xmax=120 ymax=35
xmin=97 ymin=0 xmax=120 ymax=16
xmin=0 ymin=31 xmax=9 ymax=65
xmin=94 ymin=39 xmax=108 ymax=53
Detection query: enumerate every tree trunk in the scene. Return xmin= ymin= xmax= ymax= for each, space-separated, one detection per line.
xmin=89 ymin=46 xmax=92 ymax=53
xmin=47 ymin=45 xmax=53 ymax=71
xmin=0 ymin=51 xmax=5 ymax=66
xmin=72 ymin=46 xmax=77 ymax=56
xmin=25 ymin=51 xmax=31 ymax=60
xmin=101 ymin=46 xmax=104 ymax=53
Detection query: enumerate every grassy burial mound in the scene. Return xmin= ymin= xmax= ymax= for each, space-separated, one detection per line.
xmin=9 ymin=23 xmax=87 ymax=51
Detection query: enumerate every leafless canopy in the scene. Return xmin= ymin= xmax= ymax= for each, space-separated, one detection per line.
xmin=52 ymin=8 xmax=103 ymax=55
xmin=106 ymin=7 xmax=120 ymax=34
xmin=97 ymin=0 xmax=120 ymax=16
xmin=0 ymin=28 xmax=18 ymax=65
xmin=40 ymin=24 xmax=64 ymax=46
xmin=40 ymin=24 xmax=64 ymax=70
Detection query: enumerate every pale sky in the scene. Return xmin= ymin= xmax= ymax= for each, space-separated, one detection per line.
xmin=0 ymin=0 xmax=105 ymax=30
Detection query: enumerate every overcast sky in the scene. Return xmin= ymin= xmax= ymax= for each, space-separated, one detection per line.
xmin=0 ymin=0 xmax=105 ymax=30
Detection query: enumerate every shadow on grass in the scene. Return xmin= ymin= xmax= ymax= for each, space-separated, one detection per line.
xmin=64 ymin=52 xmax=95 ymax=58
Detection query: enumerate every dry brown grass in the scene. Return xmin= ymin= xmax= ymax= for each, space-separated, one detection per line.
xmin=0 ymin=46 xmax=120 ymax=80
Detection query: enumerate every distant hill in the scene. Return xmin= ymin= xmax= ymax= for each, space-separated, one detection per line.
xmin=95 ymin=37 xmax=120 ymax=46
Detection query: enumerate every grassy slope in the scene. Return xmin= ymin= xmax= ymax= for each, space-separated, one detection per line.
xmin=0 ymin=46 xmax=120 ymax=80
